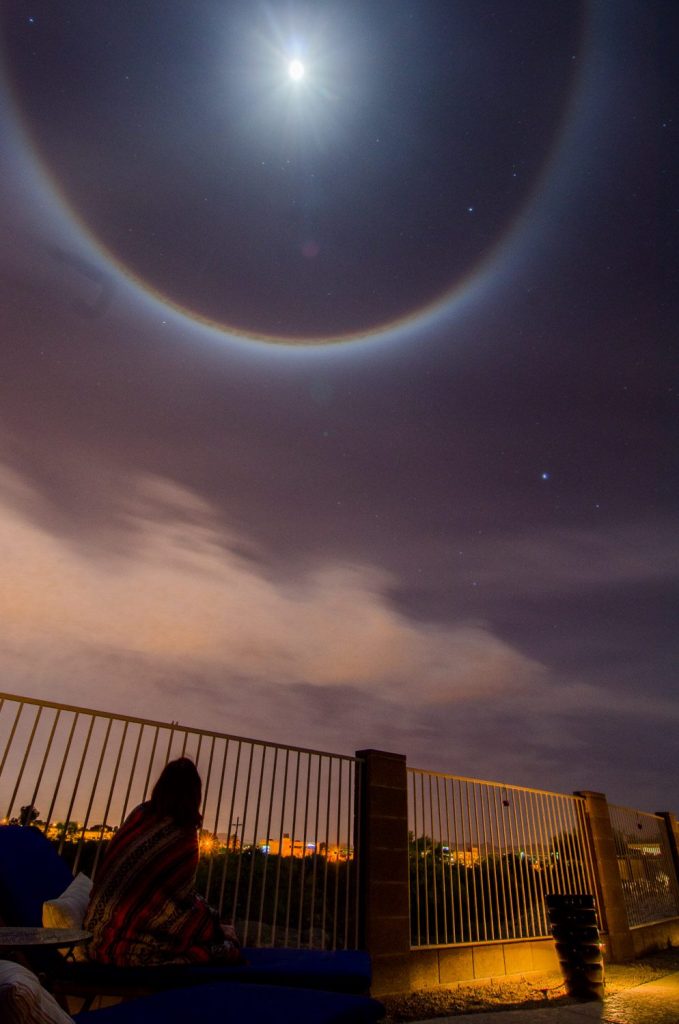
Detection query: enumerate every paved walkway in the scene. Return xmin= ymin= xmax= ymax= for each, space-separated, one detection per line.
xmin=411 ymin=971 xmax=679 ymax=1023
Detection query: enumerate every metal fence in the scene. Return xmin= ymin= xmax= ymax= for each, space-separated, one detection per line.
xmin=408 ymin=768 xmax=598 ymax=947
xmin=0 ymin=692 xmax=360 ymax=949
xmin=608 ymin=804 xmax=679 ymax=929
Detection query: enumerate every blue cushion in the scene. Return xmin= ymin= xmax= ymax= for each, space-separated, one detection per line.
xmin=240 ymin=948 xmax=371 ymax=991
xmin=56 ymin=948 xmax=371 ymax=998
xmin=178 ymin=948 xmax=371 ymax=993
xmin=72 ymin=981 xmax=384 ymax=1024
xmin=0 ymin=825 xmax=74 ymax=925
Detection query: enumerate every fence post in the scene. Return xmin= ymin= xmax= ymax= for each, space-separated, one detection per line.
xmin=574 ymin=791 xmax=634 ymax=961
xmin=355 ymin=749 xmax=410 ymax=995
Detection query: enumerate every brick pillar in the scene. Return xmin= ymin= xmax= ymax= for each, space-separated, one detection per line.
xmin=656 ymin=812 xmax=679 ymax=892
xmin=355 ymin=749 xmax=410 ymax=995
xmin=575 ymin=791 xmax=634 ymax=961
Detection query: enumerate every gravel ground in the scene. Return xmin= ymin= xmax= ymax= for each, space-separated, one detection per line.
xmin=382 ymin=947 xmax=679 ymax=1020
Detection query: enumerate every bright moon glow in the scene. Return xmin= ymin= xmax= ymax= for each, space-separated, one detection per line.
xmin=288 ymin=59 xmax=305 ymax=81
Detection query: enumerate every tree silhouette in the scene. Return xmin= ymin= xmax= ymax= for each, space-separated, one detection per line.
xmin=18 ymin=804 xmax=39 ymax=826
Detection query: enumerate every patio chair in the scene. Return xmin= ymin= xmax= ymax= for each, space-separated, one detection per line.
xmin=0 ymin=825 xmax=372 ymax=1003
xmin=0 ymin=960 xmax=384 ymax=1024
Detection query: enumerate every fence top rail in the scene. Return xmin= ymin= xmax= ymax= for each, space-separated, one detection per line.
xmin=0 ymin=691 xmax=358 ymax=764
xmin=608 ymin=804 xmax=663 ymax=822
xmin=407 ymin=765 xmax=584 ymax=802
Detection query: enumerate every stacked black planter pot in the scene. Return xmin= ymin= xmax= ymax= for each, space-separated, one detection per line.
xmin=545 ymin=893 xmax=604 ymax=1000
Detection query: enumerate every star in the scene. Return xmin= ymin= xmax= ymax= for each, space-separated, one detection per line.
xmin=541 ymin=471 xmax=551 ymax=480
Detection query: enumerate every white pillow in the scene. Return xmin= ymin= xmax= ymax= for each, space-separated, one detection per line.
xmin=0 ymin=960 xmax=73 ymax=1024
xmin=42 ymin=873 xmax=93 ymax=961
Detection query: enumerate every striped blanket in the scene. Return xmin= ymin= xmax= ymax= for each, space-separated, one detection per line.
xmin=83 ymin=802 xmax=238 ymax=966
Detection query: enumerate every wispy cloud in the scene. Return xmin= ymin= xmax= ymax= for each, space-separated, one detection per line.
xmin=0 ymin=468 xmax=543 ymax=719
xmin=479 ymin=526 xmax=679 ymax=593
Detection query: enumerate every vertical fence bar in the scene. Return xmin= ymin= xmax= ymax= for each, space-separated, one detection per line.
xmin=435 ymin=775 xmax=448 ymax=943
xmin=205 ymin=738 xmax=229 ymax=905
xmin=442 ymin=776 xmax=456 ymax=943
xmin=284 ymin=750 xmax=301 ymax=947
xmin=532 ymin=790 xmax=548 ymax=921
xmin=570 ymin=799 xmax=590 ymax=895
xmin=489 ymin=785 xmax=506 ymax=939
xmin=6 ymin=705 xmax=42 ymax=821
xmin=120 ymin=723 xmax=144 ymax=824
xmin=257 ymin=746 xmax=279 ymax=947
xmin=43 ymin=712 xmax=79 ymax=835
xmin=0 ymin=701 xmax=24 ymax=779
xmin=219 ymin=739 xmax=242 ymax=919
xmin=162 ymin=726 xmax=173 ymax=765
xmin=332 ymin=756 xmax=343 ymax=951
xmin=58 ymin=715 xmax=95 ymax=856
xmin=525 ymin=787 xmax=549 ymax=934
xmin=420 ymin=772 xmax=430 ymax=944
xmin=473 ymin=781 xmax=489 ymax=940
xmin=197 ymin=734 xmax=216 ymax=898
xmin=73 ymin=716 xmax=113 ymax=874
xmin=465 ymin=780 xmax=479 ymax=941
xmin=428 ymin=774 xmax=438 ymax=944
xmin=321 ymin=756 xmax=334 ymax=948
xmin=203 ymin=739 xmax=222 ymax=901
xmin=518 ymin=790 xmax=540 ymax=937
xmin=296 ymin=753 xmax=312 ymax=947
xmin=243 ymin=746 xmax=266 ymax=944
xmin=28 ymin=708 xmax=60 ymax=815
xmin=411 ymin=770 xmax=421 ymax=946
xmin=272 ymin=748 xmax=290 ymax=947
xmin=344 ymin=759 xmax=354 ymax=950
xmin=510 ymin=788 xmax=528 ymax=937
xmin=91 ymin=720 xmax=129 ymax=877
xmin=453 ymin=779 xmax=468 ymax=942
xmin=481 ymin=784 xmax=499 ymax=941
xmin=232 ymin=742 xmax=255 ymax=936
xmin=541 ymin=790 xmax=558 ymax=896
xmin=142 ymin=726 xmax=160 ymax=802
xmin=559 ymin=795 xmax=581 ymax=892
xmin=308 ymin=753 xmax=322 ymax=950
xmin=200 ymin=735 xmax=216 ymax=830
xmin=548 ymin=792 xmax=569 ymax=895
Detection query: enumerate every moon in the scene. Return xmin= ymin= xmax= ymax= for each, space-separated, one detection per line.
xmin=288 ymin=59 xmax=305 ymax=81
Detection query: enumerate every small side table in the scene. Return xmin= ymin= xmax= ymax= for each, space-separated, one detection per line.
xmin=0 ymin=927 xmax=92 ymax=1008
xmin=0 ymin=926 xmax=92 ymax=958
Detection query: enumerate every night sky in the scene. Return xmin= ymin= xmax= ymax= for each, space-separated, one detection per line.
xmin=0 ymin=2 xmax=676 ymax=812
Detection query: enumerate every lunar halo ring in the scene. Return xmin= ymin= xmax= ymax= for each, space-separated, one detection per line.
xmin=2 ymin=18 xmax=591 ymax=351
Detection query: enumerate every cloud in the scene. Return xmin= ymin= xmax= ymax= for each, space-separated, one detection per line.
xmin=482 ymin=525 xmax=679 ymax=593
xmin=0 ymin=467 xmax=544 ymax=725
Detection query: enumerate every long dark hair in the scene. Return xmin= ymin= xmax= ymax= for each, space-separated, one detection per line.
xmin=149 ymin=757 xmax=202 ymax=829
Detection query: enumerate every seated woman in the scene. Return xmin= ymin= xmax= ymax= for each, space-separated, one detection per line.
xmin=83 ymin=757 xmax=241 ymax=966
